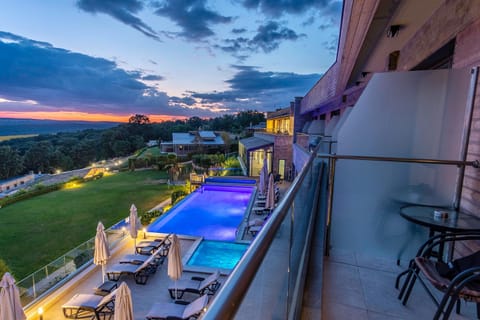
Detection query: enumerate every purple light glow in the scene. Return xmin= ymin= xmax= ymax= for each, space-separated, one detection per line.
xmin=147 ymin=184 xmax=254 ymax=241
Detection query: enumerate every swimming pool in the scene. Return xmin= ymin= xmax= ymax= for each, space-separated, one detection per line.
xmin=147 ymin=184 xmax=254 ymax=241
xmin=187 ymin=240 xmax=248 ymax=270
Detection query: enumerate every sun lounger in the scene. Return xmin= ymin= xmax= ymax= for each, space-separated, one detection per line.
xmin=119 ymin=250 xmax=166 ymax=267
xmin=62 ymin=289 xmax=116 ymax=319
xmin=248 ymin=225 xmax=262 ymax=236
xmin=168 ymin=270 xmax=221 ymax=299
xmin=252 ymin=206 xmax=268 ymax=215
xmin=146 ymin=294 xmax=208 ymax=320
xmin=106 ymin=250 xmax=158 ymax=284
xmin=136 ymin=235 xmax=172 ymax=255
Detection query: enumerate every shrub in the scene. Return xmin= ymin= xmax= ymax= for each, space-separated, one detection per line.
xmin=171 ymin=190 xmax=187 ymax=205
xmin=73 ymin=251 xmax=92 ymax=269
xmin=0 ymin=183 xmax=62 ymax=207
xmin=140 ymin=209 xmax=163 ymax=226
xmin=0 ymin=259 xmax=10 ymax=278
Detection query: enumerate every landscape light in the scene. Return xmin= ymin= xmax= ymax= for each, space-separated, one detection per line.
xmin=38 ymin=307 xmax=44 ymax=320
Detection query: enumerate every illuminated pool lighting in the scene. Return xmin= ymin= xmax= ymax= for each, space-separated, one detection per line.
xmin=187 ymin=240 xmax=248 ymax=270
xmin=147 ymin=184 xmax=254 ymax=241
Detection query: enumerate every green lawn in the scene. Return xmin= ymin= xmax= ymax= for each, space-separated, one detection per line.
xmin=0 ymin=170 xmax=177 ymax=279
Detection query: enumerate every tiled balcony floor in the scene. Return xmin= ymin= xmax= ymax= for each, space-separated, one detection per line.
xmin=304 ymin=249 xmax=478 ymax=319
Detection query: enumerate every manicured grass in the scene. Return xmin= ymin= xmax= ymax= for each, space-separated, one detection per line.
xmin=0 ymin=134 xmax=38 ymax=141
xmin=136 ymin=146 xmax=165 ymax=158
xmin=0 ymin=170 xmax=178 ymax=279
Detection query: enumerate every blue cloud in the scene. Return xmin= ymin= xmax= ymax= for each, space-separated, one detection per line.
xmin=240 ymin=0 xmax=341 ymax=17
xmin=142 ymin=74 xmax=165 ymax=81
xmin=76 ymin=0 xmax=160 ymax=40
xmin=0 ymin=32 xmax=194 ymax=116
xmin=215 ymin=21 xmax=304 ymax=58
xmin=190 ymin=65 xmax=320 ymax=111
xmin=153 ymin=0 xmax=232 ymax=41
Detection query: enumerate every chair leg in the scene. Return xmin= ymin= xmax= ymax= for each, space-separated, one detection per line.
xmin=433 ymin=295 xmax=451 ymax=320
xmin=395 ymin=269 xmax=409 ymax=289
xmin=398 ymin=266 xmax=415 ymax=300
xmin=456 ymin=299 xmax=461 ymax=315
xmin=402 ymin=267 xmax=419 ymax=305
xmin=476 ymin=302 xmax=480 ymax=319
xmin=442 ymin=296 xmax=459 ymax=320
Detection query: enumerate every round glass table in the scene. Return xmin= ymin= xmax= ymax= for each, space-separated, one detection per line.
xmin=400 ymin=205 xmax=480 ymax=235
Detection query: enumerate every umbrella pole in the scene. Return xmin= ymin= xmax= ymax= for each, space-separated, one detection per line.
xmin=102 ymin=265 xmax=105 ymax=283
xmin=134 ymin=238 xmax=137 ymax=254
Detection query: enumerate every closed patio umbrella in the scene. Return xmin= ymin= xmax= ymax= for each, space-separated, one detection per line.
xmin=259 ymin=157 xmax=268 ymax=195
xmin=129 ymin=204 xmax=140 ymax=254
xmin=114 ymin=282 xmax=133 ymax=320
xmin=94 ymin=221 xmax=110 ymax=283
xmin=0 ymin=272 xmax=26 ymax=320
xmin=265 ymin=173 xmax=275 ymax=211
xmin=168 ymin=234 xmax=183 ymax=300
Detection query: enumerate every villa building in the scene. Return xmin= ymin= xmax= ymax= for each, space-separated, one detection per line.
xmin=0 ymin=173 xmax=35 ymax=194
xmin=160 ymin=131 xmax=226 ymax=157
xmin=239 ymin=106 xmax=295 ymax=180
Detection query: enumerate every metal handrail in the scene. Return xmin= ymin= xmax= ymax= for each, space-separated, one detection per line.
xmin=202 ymin=148 xmax=319 ymax=319
xmin=319 ymin=153 xmax=480 ymax=256
xmin=317 ymin=153 xmax=479 ymax=167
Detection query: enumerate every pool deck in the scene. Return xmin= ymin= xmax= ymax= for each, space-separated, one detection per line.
xmin=26 ymin=237 xmax=227 ymax=320
xmin=24 ymin=180 xmax=291 ymax=319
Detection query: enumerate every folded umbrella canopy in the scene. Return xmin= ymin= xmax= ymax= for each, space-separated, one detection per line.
xmin=129 ymin=204 xmax=140 ymax=254
xmin=94 ymin=221 xmax=111 ymax=283
xmin=168 ymin=235 xmax=183 ymax=300
xmin=114 ymin=282 xmax=134 ymax=320
xmin=0 ymin=272 xmax=26 ymax=320
xmin=259 ymin=157 xmax=269 ymax=195
xmin=265 ymin=173 xmax=275 ymax=211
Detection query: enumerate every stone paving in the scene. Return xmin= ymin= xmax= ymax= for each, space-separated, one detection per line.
xmin=28 ymin=237 xmax=226 ymax=320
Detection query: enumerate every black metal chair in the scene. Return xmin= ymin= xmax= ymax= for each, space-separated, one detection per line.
xmin=396 ymin=231 xmax=480 ymax=319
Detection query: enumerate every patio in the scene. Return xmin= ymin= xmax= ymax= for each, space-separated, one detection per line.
xmin=302 ymin=247 xmax=479 ymax=319
xmin=27 ymin=237 xmax=227 ymax=320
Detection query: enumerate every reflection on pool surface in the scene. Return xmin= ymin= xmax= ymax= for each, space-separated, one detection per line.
xmin=147 ymin=184 xmax=254 ymax=241
xmin=187 ymin=240 xmax=249 ymax=270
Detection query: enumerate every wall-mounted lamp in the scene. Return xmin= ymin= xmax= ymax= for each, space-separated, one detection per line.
xmin=387 ymin=25 xmax=402 ymax=38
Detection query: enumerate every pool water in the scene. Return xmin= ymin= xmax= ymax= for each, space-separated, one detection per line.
xmin=147 ymin=184 xmax=254 ymax=241
xmin=187 ymin=240 xmax=248 ymax=270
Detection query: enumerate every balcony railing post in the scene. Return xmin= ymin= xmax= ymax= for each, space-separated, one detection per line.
xmin=325 ymin=157 xmax=336 ymax=257
xmin=454 ymin=66 xmax=479 ymax=209
xmin=32 ymin=274 xmax=36 ymax=299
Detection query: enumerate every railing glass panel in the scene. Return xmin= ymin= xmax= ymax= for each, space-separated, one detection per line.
xmin=17 ymin=226 xmax=127 ymax=308
xmin=203 ymin=152 xmax=323 ymax=319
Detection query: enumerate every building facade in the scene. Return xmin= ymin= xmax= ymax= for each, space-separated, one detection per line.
xmin=239 ymin=106 xmax=294 ymax=180
xmin=160 ymin=131 xmax=226 ymax=157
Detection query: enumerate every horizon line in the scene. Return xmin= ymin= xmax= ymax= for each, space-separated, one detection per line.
xmin=0 ymin=111 xmax=186 ymax=123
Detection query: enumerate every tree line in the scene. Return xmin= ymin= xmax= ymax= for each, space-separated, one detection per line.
xmin=0 ymin=111 xmax=265 ymax=180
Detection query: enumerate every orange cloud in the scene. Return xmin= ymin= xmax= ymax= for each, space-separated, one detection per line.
xmin=0 ymin=111 xmax=185 ymax=123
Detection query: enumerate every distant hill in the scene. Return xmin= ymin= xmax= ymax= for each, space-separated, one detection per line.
xmin=0 ymin=118 xmax=120 ymax=136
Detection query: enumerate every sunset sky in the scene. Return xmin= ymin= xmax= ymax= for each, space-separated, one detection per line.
xmin=0 ymin=0 xmax=342 ymax=122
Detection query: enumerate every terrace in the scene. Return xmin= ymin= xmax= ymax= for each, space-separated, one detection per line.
xmin=18 ymin=151 xmax=480 ymax=320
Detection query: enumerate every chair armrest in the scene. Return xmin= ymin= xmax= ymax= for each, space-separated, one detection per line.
xmin=417 ymin=231 xmax=480 ymax=259
xmin=191 ymin=276 xmax=205 ymax=281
